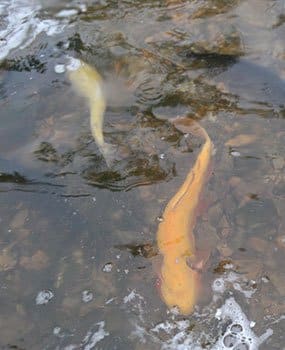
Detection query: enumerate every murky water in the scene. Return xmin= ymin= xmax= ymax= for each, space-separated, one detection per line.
xmin=0 ymin=0 xmax=284 ymax=349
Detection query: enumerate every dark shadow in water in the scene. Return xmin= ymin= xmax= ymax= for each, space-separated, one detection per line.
xmin=213 ymin=59 xmax=285 ymax=113
xmin=0 ymin=159 xmax=65 ymax=195
xmin=0 ymin=81 xmax=7 ymax=99
xmin=79 ymin=114 xmax=185 ymax=191
xmin=114 ymin=242 xmax=158 ymax=258
xmin=83 ymin=154 xmax=176 ymax=192
xmin=0 ymin=55 xmax=47 ymax=73
xmin=0 ymin=171 xmax=29 ymax=184
xmin=272 ymin=13 xmax=285 ymax=28
xmin=183 ymin=51 xmax=238 ymax=73
xmin=57 ymin=33 xmax=86 ymax=54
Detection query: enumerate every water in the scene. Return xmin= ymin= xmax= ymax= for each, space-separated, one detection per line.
xmin=0 ymin=0 xmax=284 ymax=349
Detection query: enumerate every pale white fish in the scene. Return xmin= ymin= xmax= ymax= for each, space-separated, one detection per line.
xmin=67 ymin=58 xmax=115 ymax=166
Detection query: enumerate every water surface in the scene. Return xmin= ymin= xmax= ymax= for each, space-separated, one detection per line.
xmin=0 ymin=0 xmax=284 ymax=349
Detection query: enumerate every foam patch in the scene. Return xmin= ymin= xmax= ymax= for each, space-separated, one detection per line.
xmin=124 ymin=281 xmax=274 ymax=349
xmin=212 ymin=297 xmax=273 ymax=350
xmin=0 ymin=0 xmax=85 ymax=61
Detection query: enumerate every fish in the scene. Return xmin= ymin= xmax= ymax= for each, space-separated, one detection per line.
xmin=67 ymin=58 xmax=115 ymax=166
xmin=156 ymin=116 xmax=213 ymax=315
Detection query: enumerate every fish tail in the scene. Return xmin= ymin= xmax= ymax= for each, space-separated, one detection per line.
xmin=99 ymin=142 xmax=118 ymax=167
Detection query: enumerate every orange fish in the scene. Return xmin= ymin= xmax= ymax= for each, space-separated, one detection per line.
xmin=157 ymin=117 xmax=213 ymax=315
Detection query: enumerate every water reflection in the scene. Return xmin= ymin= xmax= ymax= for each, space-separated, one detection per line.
xmin=0 ymin=0 xmax=285 ymax=349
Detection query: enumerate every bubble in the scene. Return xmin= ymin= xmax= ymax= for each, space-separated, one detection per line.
xmin=53 ymin=327 xmax=61 ymax=335
xmin=230 ymin=150 xmax=241 ymax=157
xmin=231 ymin=324 xmax=243 ymax=333
xmin=54 ymin=64 xmax=65 ymax=74
xmin=66 ymin=57 xmax=81 ymax=71
xmin=223 ymin=334 xmax=238 ymax=347
xmin=212 ymin=278 xmax=225 ymax=293
xmin=36 ymin=290 xmax=54 ymax=305
xmin=102 ymin=262 xmax=113 ymax=273
xmin=82 ymin=290 xmax=93 ymax=303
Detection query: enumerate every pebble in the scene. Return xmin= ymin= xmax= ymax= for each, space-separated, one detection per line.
xmin=276 ymin=235 xmax=285 ymax=249
xmin=272 ymin=156 xmax=284 ymax=170
xmin=249 ymin=237 xmax=268 ymax=253
xmin=225 ymin=134 xmax=257 ymax=147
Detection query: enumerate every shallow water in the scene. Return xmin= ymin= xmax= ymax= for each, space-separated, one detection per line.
xmin=0 ymin=0 xmax=284 ymax=349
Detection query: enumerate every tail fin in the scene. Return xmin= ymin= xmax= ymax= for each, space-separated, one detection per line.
xmin=99 ymin=142 xmax=118 ymax=167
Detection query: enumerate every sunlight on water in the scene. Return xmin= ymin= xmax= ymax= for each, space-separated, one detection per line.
xmin=118 ymin=271 xmax=273 ymax=350
xmin=0 ymin=0 xmax=284 ymax=349
xmin=0 ymin=0 xmax=86 ymax=61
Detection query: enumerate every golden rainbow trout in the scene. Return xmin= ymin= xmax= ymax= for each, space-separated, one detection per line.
xmin=157 ymin=117 xmax=213 ymax=315
xmin=67 ymin=58 xmax=114 ymax=166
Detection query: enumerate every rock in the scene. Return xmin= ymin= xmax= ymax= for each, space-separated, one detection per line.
xmin=10 ymin=209 xmax=29 ymax=230
xmin=269 ymin=271 xmax=285 ymax=297
xmin=235 ymin=198 xmax=278 ymax=233
xmin=272 ymin=181 xmax=285 ymax=197
xmin=62 ymin=294 xmax=80 ymax=311
xmin=0 ymin=249 xmax=17 ymax=271
xmin=213 ymin=258 xmax=233 ymax=273
xmin=217 ymin=243 xmax=233 ymax=257
xmin=218 ymin=215 xmax=231 ymax=238
xmin=276 ymin=235 xmax=285 ymax=249
xmin=234 ymin=258 xmax=263 ymax=281
xmin=229 ymin=176 xmax=242 ymax=188
xmin=208 ymin=203 xmax=224 ymax=228
xmin=225 ymin=134 xmax=257 ymax=147
xmin=272 ymin=156 xmax=284 ymax=171
xmin=34 ymin=142 xmax=59 ymax=162
xmin=249 ymin=237 xmax=269 ymax=254
xmin=0 ymin=314 xmax=34 ymax=344
xmin=20 ymin=250 xmax=49 ymax=270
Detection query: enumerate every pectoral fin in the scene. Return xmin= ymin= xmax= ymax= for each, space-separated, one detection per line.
xmin=186 ymin=249 xmax=211 ymax=273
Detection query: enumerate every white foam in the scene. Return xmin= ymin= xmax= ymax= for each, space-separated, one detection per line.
xmin=66 ymin=56 xmax=82 ymax=71
xmin=82 ymin=290 xmax=93 ymax=303
xmin=0 ymin=0 xmax=84 ymax=61
xmin=56 ymin=9 xmax=78 ymax=18
xmin=63 ymin=322 xmax=109 ymax=350
xmin=123 ymin=289 xmax=142 ymax=304
xmin=146 ymin=297 xmax=272 ymax=350
xmin=152 ymin=319 xmax=198 ymax=350
xmin=54 ymin=64 xmax=66 ymax=74
xmin=212 ymin=297 xmax=273 ymax=350
xmin=82 ymin=321 xmax=109 ymax=350
xmin=35 ymin=289 xmax=54 ymax=305
xmin=212 ymin=271 xmax=256 ymax=299
xmin=125 ymin=276 xmax=273 ymax=350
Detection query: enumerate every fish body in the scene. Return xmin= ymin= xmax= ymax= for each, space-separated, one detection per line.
xmin=67 ymin=59 xmax=114 ymax=165
xmin=157 ymin=117 xmax=213 ymax=315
